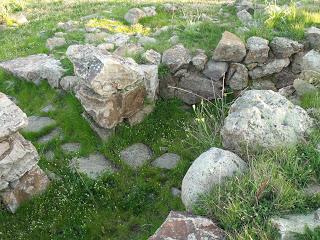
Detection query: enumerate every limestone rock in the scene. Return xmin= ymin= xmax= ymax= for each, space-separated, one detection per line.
xmin=221 ymin=90 xmax=314 ymax=155
xmin=226 ymin=63 xmax=248 ymax=90
xmin=70 ymin=153 xmax=116 ymax=179
xmin=23 ymin=116 xmax=56 ymax=133
xmin=251 ymin=79 xmax=277 ymax=91
xmin=120 ymin=143 xmax=153 ymax=169
xmin=149 ymin=211 xmax=226 ymax=240
xmin=152 ymin=153 xmax=181 ymax=169
xmin=60 ymin=76 xmax=80 ymax=91
xmin=213 ymin=31 xmax=246 ymax=62
xmin=237 ymin=9 xmax=254 ymax=27
xmin=1 ymin=165 xmax=49 ymax=213
xmin=124 ymin=8 xmax=146 ymax=25
xmin=293 ymin=78 xmax=317 ymax=96
xmin=203 ymin=60 xmax=228 ymax=81
xmin=143 ymin=49 xmax=161 ymax=65
xmin=0 ymin=54 xmax=64 ymax=88
xmin=249 ymin=58 xmax=290 ymax=79
xmin=307 ymin=27 xmax=320 ymax=50
xmin=0 ymin=93 xmax=27 ymax=140
xmin=162 ymin=45 xmax=191 ymax=73
xmin=46 ymin=37 xmax=66 ymax=50
xmin=245 ymin=36 xmax=269 ymax=64
xmin=140 ymin=64 xmax=159 ymax=101
xmin=192 ymin=50 xmax=208 ymax=71
xmin=181 ymin=147 xmax=247 ymax=210
xmin=270 ymin=37 xmax=303 ymax=58
xmin=301 ymin=50 xmax=320 ymax=85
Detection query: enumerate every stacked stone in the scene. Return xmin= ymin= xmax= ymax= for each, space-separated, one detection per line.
xmin=0 ymin=92 xmax=49 ymax=213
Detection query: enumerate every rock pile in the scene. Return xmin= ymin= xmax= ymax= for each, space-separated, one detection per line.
xmin=0 ymin=93 xmax=49 ymax=213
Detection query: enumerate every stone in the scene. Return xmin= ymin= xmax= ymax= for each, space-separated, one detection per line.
xmin=293 ymin=78 xmax=317 ymax=96
xmin=235 ymin=0 xmax=254 ymax=12
xmin=176 ymin=71 xmax=223 ymax=105
xmin=162 ymin=45 xmax=191 ymax=73
xmin=0 ymin=141 xmax=10 ymax=157
xmin=113 ymin=43 xmax=144 ymax=57
xmin=192 ymin=50 xmax=208 ymax=71
xmin=85 ymin=32 xmax=110 ymax=44
xmin=46 ymin=37 xmax=66 ymax=50
xmin=304 ymin=184 xmax=320 ymax=196
xmin=54 ymin=32 xmax=67 ymax=38
xmin=169 ymin=35 xmax=179 ymax=45
xmin=149 ymin=211 xmax=225 ymax=240
xmin=143 ymin=49 xmax=161 ymax=65
xmin=163 ymin=3 xmax=178 ymax=13
xmin=97 ymin=43 xmax=115 ymax=51
xmin=127 ymin=104 xmax=154 ymax=126
xmin=213 ymin=31 xmax=246 ymax=62
xmin=61 ymin=143 xmax=81 ymax=154
xmin=57 ymin=20 xmax=78 ymax=32
xmin=0 ymin=133 xmax=39 ymax=191
xmin=45 ymin=150 xmax=55 ymax=161
xmin=291 ymin=52 xmax=305 ymax=74
xmin=11 ymin=13 xmax=28 ymax=25
xmin=138 ymin=36 xmax=157 ymax=46
xmin=70 ymin=153 xmax=116 ymax=179
xmin=251 ymin=79 xmax=277 ymax=91
xmin=152 ymin=153 xmax=181 ymax=169
xmin=0 ymin=93 xmax=27 ymax=140
xmin=249 ymin=58 xmax=290 ymax=79
xmin=105 ymin=33 xmax=130 ymax=47
xmin=80 ymin=13 xmax=101 ymax=21
xmin=120 ymin=143 xmax=153 ymax=169
xmin=271 ymin=209 xmax=320 ymax=240
xmin=142 ymin=6 xmax=157 ymax=17
xmin=221 ymin=90 xmax=314 ymax=156
xmin=41 ymin=104 xmax=55 ymax=113
xmin=301 ymin=50 xmax=320 ymax=85
xmin=226 ymin=63 xmax=249 ymax=90
xmin=275 ymin=67 xmax=298 ymax=89
xmin=245 ymin=36 xmax=269 ymax=64
xmin=202 ymin=60 xmax=228 ymax=81
xmin=60 ymin=76 xmax=80 ymax=91
xmin=23 ymin=116 xmax=56 ymax=133
xmin=181 ymin=147 xmax=247 ymax=210
xmin=278 ymin=85 xmax=296 ymax=98
xmin=1 ymin=165 xmax=49 ymax=213
xmin=140 ymin=64 xmax=159 ymax=101
xmin=37 ymin=128 xmax=63 ymax=144
xmin=124 ymin=8 xmax=146 ymax=25
xmin=0 ymin=54 xmax=64 ymax=88
xmin=307 ymin=26 xmax=320 ymax=50
xmin=237 ymin=9 xmax=254 ymax=27
xmin=171 ymin=187 xmax=181 ymax=197
xmin=270 ymin=37 xmax=303 ymax=58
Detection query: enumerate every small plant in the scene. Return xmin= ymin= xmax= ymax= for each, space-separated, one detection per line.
xmin=157 ymin=64 xmax=170 ymax=79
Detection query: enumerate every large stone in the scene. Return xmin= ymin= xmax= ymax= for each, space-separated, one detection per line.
xmin=138 ymin=36 xmax=157 ymax=46
xmin=251 ymin=79 xmax=277 ymax=91
xmin=203 ymin=60 xmax=228 ymax=81
xmin=307 ymin=27 xmax=320 ymax=50
xmin=0 ymin=54 xmax=64 ymax=88
xmin=182 ymin=148 xmax=247 ymax=210
xmin=120 ymin=143 xmax=153 ymax=169
xmin=237 ymin=9 xmax=254 ymax=27
xmin=105 ymin=33 xmax=130 ymax=47
xmin=271 ymin=208 xmax=320 ymax=240
xmin=85 ymin=32 xmax=110 ymax=44
xmin=149 ymin=211 xmax=226 ymax=240
xmin=249 ymin=58 xmax=290 ymax=79
xmin=291 ymin=52 xmax=305 ymax=74
xmin=162 ymin=45 xmax=191 ymax=73
xmin=143 ymin=49 xmax=161 ymax=65
xmin=61 ymin=143 xmax=81 ymax=154
xmin=245 ymin=36 xmax=269 ymax=64
xmin=124 ymin=8 xmax=146 ymax=25
xmin=60 ymin=76 xmax=81 ymax=91
xmin=1 ymin=165 xmax=49 ymax=213
xmin=151 ymin=153 xmax=181 ymax=169
xmin=192 ymin=49 xmax=208 ymax=71
xmin=0 ymin=133 xmax=39 ymax=191
xmin=226 ymin=63 xmax=248 ymax=90
xmin=140 ymin=64 xmax=159 ymax=101
xmin=46 ymin=37 xmax=66 ymax=50
xmin=293 ymin=78 xmax=317 ymax=96
xmin=70 ymin=153 xmax=116 ymax=179
xmin=67 ymin=45 xmax=144 ymax=96
xmin=23 ymin=116 xmax=56 ymax=133
xmin=142 ymin=6 xmax=157 ymax=17
xmin=213 ymin=31 xmax=246 ymax=62
xmin=37 ymin=128 xmax=63 ymax=144
xmin=221 ymin=90 xmax=314 ymax=155
xmin=127 ymin=104 xmax=154 ymax=126
xmin=113 ymin=43 xmax=144 ymax=57
xmin=301 ymin=49 xmax=320 ymax=85
xmin=0 ymin=93 xmax=27 ymax=140
xmin=57 ymin=20 xmax=78 ymax=32
xmin=270 ymin=37 xmax=303 ymax=58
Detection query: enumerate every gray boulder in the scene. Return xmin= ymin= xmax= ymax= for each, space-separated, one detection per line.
xmin=120 ymin=143 xmax=153 ymax=169
xmin=37 ymin=128 xmax=63 ymax=144
xmin=192 ymin=49 xmax=208 ymax=71
xmin=221 ymin=90 xmax=314 ymax=155
xmin=142 ymin=6 xmax=157 ymax=17
xmin=293 ymin=78 xmax=317 ymax=96
xmin=249 ymin=58 xmax=290 ymax=79
xmin=113 ymin=43 xmax=144 ymax=57
xmin=60 ymin=76 xmax=80 ymax=91
xmin=23 ymin=116 xmax=56 ymax=133
xmin=245 ymin=36 xmax=269 ymax=64
xmin=226 ymin=63 xmax=249 ymax=90
xmin=270 ymin=37 xmax=303 ymax=58
xmin=105 ymin=33 xmax=130 ymax=47
xmin=143 ymin=49 xmax=161 ymax=65
xmin=162 ymin=44 xmax=191 ymax=73
xmin=85 ymin=32 xmax=109 ymax=44
xmin=46 ymin=37 xmax=66 ymax=50
xmin=237 ymin=9 xmax=254 ymax=27
xmin=138 ymin=36 xmax=157 ymax=46
xmin=307 ymin=27 xmax=320 ymax=50
xmin=61 ymin=143 xmax=81 ymax=154
xmin=151 ymin=153 xmax=181 ymax=169
xmin=203 ymin=60 xmax=228 ymax=81
xmin=124 ymin=8 xmax=146 ymax=25
xmin=140 ymin=64 xmax=159 ymax=101
xmin=0 ymin=54 xmax=64 ymax=88
xmin=181 ymin=147 xmax=247 ymax=210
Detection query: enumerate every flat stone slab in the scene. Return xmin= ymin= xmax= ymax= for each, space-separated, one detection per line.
xmin=0 ymin=92 xmax=27 ymax=140
xmin=23 ymin=116 xmax=56 ymax=133
xmin=152 ymin=153 xmax=181 ymax=169
xmin=0 ymin=54 xmax=64 ymax=88
xmin=61 ymin=143 xmax=81 ymax=154
xmin=70 ymin=153 xmax=116 ymax=179
xmin=120 ymin=143 xmax=153 ymax=169
xmin=37 ymin=128 xmax=63 ymax=144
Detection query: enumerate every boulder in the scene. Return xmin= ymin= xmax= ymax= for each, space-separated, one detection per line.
xmin=1 ymin=165 xmax=49 ymax=213
xmin=306 ymin=27 xmax=320 ymax=50
xmin=140 ymin=64 xmax=159 ymax=101
xmin=162 ymin=45 xmax=191 ymax=73
xmin=151 ymin=153 xmax=181 ymax=169
xmin=46 ymin=37 xmax=66 ymax=50
xmin=37 ymin=127 xmax=63 ymax=144
xmin=169 ymin=35 xmax=179 ymax=45
xmin=23 ymin=116 xmax=56 ymax=133
xmin=291 ymin=52 xmax=305 ymax=74
xmin=221 ymin=90 xmax=314 ymax=155
xmin=181 ymin=147 xmax=247 ymax=210
xmin=244 ymin=36 xmax=269 ymax=64
xmin=60 ymin=75 xmax=80 ymax=91
xmin=270 ymin=37 xmax=303 ymax=58
xmin=97 ymin=43 xmax=115 ymax=51
xmin=0 ymin=54 xmax=64 ymax=88
xmin=57 ymin=20 xmax=78 ymax=32
xmin=293 ymin=78 xmax=317 ymax=96
xmin=192 ymin=49 xmax=208 ymax=71
xmin=226 ymin=63 xmax=249 ymax=90
xmin=143 ymin=49 xmax=161 ymax=65
xmin=301 ymin=49 xmax=320 ymax=83
xmin=249 ymin=58 xmax=290 ymax=79
xmin=163 ymin=3 xmax=178 ymax=13
xmin=251 ymin=79 xmax=277 ymax=91
xmin=142 ymin=6 xmax=157 ymax=17
xmin=148 ymin=211 xmax=226 ymax=240
xmin=0 ymin=93 xmax=27 ymax=140
xmin=213 ymin=31 xmax=246 ymax=62
xmin=235 ymin=0 xmax=254 ymax=12
xmin=138 ymin=36 xmax=157 ymax=46
xmin=11 ymin=13 xmax=28 ymax=25
xmin=237 ymin=9 xmax=254 ymax=27
xmin=124 ymin=8 xmax=146 ymax=25
xmin=203 ymin=60 xmax=228 ymax=81
xmin=120 ymin=143 xmax=153 ymax=169
xmin=274 ymin=67 xmax=298 ymax=89
xmin=85 ymin=32 xmax=110 ymax=44
xmin=105 ymin=33 xmax=130 ymax=47
xmin=113 ymin=43 xmax=144 ymax=57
